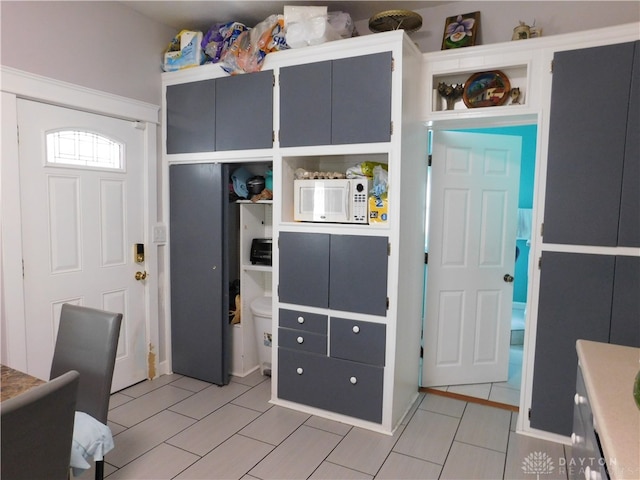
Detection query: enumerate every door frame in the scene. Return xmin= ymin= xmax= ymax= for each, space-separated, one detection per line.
xmin=423 ymin=114 xmax=540 ymax=410
xmin=0 ymin=66 xmax=162 ymax=379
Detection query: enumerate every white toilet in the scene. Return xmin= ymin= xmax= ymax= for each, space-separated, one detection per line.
xmin=250 ymin=296 xmax=272 ymax=376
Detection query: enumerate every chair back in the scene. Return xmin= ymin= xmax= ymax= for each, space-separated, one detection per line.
xmin=1 ymin=370 xmax=80 ymax=480
xmin=50 ymin=304 xmax=123 ymax=424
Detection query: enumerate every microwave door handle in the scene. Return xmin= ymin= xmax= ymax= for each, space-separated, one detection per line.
xmin=345 ymin=181 xmax=351 ymax=219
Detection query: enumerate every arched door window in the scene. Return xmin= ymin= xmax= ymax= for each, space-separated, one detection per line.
xmin=46 ymin=130 xmax=123 ymax=170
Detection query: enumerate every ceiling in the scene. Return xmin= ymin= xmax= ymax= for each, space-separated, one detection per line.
xmin=120 ymin=1 xmax=448 ymax=33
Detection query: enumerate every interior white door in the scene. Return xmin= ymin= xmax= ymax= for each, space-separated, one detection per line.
xmin=17 ymin=99 xmax=148 ymax=391
xmin=422 ymin=131 xmax=521 ymax=387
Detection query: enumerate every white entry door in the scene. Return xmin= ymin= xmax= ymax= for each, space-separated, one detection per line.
xmin=17 ymin=99 xmax=148 ymax=391
xmin=422 ymin=131 xmax=521 ymax=387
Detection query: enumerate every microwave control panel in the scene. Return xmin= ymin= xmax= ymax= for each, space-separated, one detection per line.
xmin=352 ymin=186 xmax=368 ymax=223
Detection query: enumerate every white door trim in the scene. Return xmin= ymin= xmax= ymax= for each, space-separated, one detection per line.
xmin=1 ymin=67 xmax=162 ymax=378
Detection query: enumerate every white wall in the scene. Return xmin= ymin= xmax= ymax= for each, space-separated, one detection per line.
xmin=0 ymin=1 xmax=175 ymax=104
xmin=354 ymin=1 xmax=640 ymax=53
xmin=2 ymin=1 xmax=638 ymax=105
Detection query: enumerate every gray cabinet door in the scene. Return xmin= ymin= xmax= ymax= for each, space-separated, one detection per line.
xmin=278 ymin=52 xmax=392 ymax=147
xmin=166 ymin=79 xmax=216 ymax=154
xmin=215 ymin=70 xmax=273 ymax=151
xmin=543 ymin=42 xmax=636 ymax=246
xmin=169 ymin=163 xmax=230 ymax=385
xmin=619 ymin=42 xmax=640 ymax=247
xmin=279 ymin=61 xmax=332 ymax=147
xmin=278 ymin=232 xmax=330 ymax=308
xmin=530 ymin=252 xmax=613 ymax=436
xmin=332 ymin=52 xmax=392 ymax=145
xmin=329 ymin=235 xmax=388 ymax=316
xmin=610 ymin=256 xmax=640 ymax=347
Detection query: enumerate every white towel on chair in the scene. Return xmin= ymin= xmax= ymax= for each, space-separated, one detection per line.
xmin=517 ymin=208 xmax=533 ymax=244
xmin=70 ymin=411 xmax=114 ymax=476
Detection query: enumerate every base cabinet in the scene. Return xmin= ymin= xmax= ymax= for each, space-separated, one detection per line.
xmin=570 ymin=366 xmax=608 ymax=480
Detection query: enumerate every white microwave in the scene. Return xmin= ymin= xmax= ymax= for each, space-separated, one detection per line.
xmin=293 ymin=179 xmax=368 ymax=224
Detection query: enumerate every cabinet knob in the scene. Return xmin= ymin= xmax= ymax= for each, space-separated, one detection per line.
xmin=297 ymin=316 xmax=304 ymax=324
xmin=574 ymin=393 xmax=587 ymax=405
xmin=297 ymin=336 xmax=304 ymax=344
xmin=350 ymin=376 xmax=357 ymax=385
xmin=571 ymin=433 xmax=583 ymax=445
xmin=296 ymin=367 xmax=304 ymax=375
xmin=352 ymin=325 xmax=360 ymax=334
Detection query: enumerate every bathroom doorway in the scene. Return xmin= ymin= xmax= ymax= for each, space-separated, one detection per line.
xmin=421 ymin=123 xmax=537 ymax=408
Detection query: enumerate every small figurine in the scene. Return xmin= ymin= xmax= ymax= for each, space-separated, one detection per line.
xmin=437 ymin=82 xmax=464 ymax=110
xmin=510 ymin=87 xmax=521 ymax=105
xmin=512 ymin=21 xmax=531 ymax=40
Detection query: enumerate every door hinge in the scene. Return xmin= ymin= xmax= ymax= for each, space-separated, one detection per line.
xmin=528 ymin=408 xmax=532 ymax=420
xmin=550 ymin=60 xmax=554 ymax=73
xmin=424 ymin=252 xmax=429 ymax=264
xmin=390 ymin=121 xmax=394 ymax=136
xmin=22 ymin=259 xmax=25 ymax=278
xmin=386 ymin=297 xmax=390 ymax=310
xmin=391 ymin=57 xmax=395 ymax=72
xmin=540 ymin=222 xmax=544 ymax=237
xmin=273 ymin=130 xmax=276 ymax=143
xmin=538 ymin=256 xmax=542 ymax=269
xmin=387 ymin=243 xmax=391 ymax=256
xmin=420 ymin=346 xmax=424 ymax=358
xmin=428 ymin=154 xmax=432 ymax=167
xmin=273 ymin=73 xmax=276 ymax=87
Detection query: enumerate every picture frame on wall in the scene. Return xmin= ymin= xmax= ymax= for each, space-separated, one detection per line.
xmin=441 ymin=11 xmax=480 ymax=49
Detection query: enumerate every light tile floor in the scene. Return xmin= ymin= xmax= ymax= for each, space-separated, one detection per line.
xmin=73 ymin=369 xmax=570 ymax=480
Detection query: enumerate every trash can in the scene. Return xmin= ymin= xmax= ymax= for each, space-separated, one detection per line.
xmin=250 ymin=296 xmax=272 ymax=376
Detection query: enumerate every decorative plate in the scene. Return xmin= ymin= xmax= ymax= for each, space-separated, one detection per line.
xmin=462 ymin=70 xmax=511 ymax=108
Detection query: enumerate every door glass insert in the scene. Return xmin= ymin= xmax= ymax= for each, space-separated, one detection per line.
xmin=46 ymin=130 xmax=123 ymax=170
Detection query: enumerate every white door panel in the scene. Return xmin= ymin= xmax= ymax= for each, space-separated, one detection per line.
xmin=17 ymin=99 xmax=147 ymax=391
xmin=423 ymin=131 xmax=521 ymax=387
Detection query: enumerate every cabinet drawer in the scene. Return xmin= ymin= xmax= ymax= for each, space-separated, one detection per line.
xmin=278 ymin=328 xmax=326 ymax=355
xmin=279 ymin=309 xmax=327 ymax=334
xmin=330 ymin=317 xmax=386 ymax=366
xmin=278 ymin=348 xmax=383 ymax=423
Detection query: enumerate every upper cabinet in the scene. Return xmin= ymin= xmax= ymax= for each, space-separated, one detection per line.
xmin=543 ymin=41 xmax=639 ymax=247
xmin=165 ymin=69 xmax=273 ymax=154
xmin=279 ymin=52 xmax=392 ymax=147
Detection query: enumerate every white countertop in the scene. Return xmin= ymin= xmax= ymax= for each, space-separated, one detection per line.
xmin=576 ymin=340 xmax=640 ymax=480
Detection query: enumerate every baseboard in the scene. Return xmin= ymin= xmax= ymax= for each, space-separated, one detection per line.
xmin=420 ymin=387 xmax=519 ymax=412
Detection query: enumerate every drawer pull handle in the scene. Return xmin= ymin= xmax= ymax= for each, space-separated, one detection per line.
xmin=296 ymin=367 xmax=304 ymax=375
xmin=297 ymin=316 xmax=304 ymax=324
xmin=350 ymin=376 xmax=357 ymax=385
xmin=352 ymin=326 xmax=360 ymax=334
xmin=574 ymin=393 xmax=587 ymax=406
xmin=297 ymin=336 xmax=304 ymax=344
xmin=571 ymin=433 xmax=583 ymax=445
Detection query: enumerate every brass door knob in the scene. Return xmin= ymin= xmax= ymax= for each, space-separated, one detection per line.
xmin=135 ymin=271 xmax=147 ymax=281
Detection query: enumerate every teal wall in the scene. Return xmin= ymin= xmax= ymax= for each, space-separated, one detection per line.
xmin=461 ymin=125 xmax=537 ymax=304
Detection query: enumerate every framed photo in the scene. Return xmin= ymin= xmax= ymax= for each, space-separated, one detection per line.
xmin=442 ymin=11 xmax=480 ymax=49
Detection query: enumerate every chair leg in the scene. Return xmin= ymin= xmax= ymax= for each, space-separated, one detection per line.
xmin=95 ymin=460 xmax=104 ymax=480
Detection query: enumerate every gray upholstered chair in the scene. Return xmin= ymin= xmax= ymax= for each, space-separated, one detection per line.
xmin=50 ymin=303 xmax=123 ymax=480
xmin=1 ymin=370 xmax=80 ymax=480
